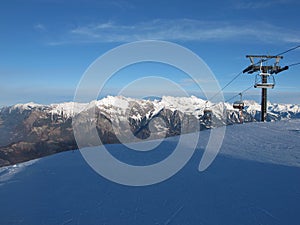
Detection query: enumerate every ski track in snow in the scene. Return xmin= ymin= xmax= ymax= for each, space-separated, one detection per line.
xmin=163 ymin=205 xmax=185 ymax=225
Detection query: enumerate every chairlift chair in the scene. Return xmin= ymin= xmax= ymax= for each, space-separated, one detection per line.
xmin=203 ymin=101 xmax=212 ymax=120
xmin=233 ymin=100 xmax=244 ymax=110
xmin=203 ymin=109 xmax=212 ymax=118
xmin=254 ymin=72 xmax=275 ymax=89
xmin=233 ymin=93 xmax=245 ymax=110
xmin=233 ymin=93 xmax=245 ymax=124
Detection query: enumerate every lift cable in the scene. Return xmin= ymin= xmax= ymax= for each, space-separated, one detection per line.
xmin=209 ymin=85 xmax=253 ymax=108
xmin=208 ymin=45 xmax=300 ymax=102
xmin=208 ymin=71 xmax=243 ymax=101
xmin=276 ymin=44 xmax=300 ymax=56
xmin=224 ymin=85 xmax=253 ymax=103
xmin=258 ymin=44 xmax=300 ymax=65
xmin=288 ymin=62 xmax=300 ymax=67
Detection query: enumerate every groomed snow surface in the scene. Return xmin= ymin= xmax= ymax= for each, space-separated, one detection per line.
xmin=1 ymin=120 xmax=300 ymax=225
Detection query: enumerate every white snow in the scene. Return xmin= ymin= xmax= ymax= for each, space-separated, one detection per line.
xmin=243 ymin=100 xmax=261 ymax=112
xmin=10 ymin=102 xmax=45 ymax=112
xmin=159 ymin=95 xmax=207 ymax=117
xmin=0 ymin=159 xmax=39 ymax=186
xmin=269 ymin=102 xmax=300 ymax=114
xmin=49 ymin=102 xmax=89 ymax=118
xmin=0 ymin=120 xmax=300 ymax=225
xmin=212 ymin=119 xmax=300 ymax=168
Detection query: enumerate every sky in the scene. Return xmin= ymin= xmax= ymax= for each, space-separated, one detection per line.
xmin=1 ymin=0 xmax=300 ymax=106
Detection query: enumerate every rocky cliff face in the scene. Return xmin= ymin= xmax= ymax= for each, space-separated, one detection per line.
xmin=1 ymin=96 xmax=300 ymax=167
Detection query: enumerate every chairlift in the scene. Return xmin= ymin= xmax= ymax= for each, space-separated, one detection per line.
xmin=233 ymin=100 xmax=244 ymax=110
xmin=233 ymin=93 xmax=244 ymax=110
xmin=203 ymin=109 xmax=212 ymax=119
xmin=233 ymin=93 xmax=244 ymax=124
xmin=254 ymin=72 xmax=275 ymax=89
xmin=203 ymin=101 xmax=212 ymax=120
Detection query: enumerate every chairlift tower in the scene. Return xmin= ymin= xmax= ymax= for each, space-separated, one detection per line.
xmin=243 ymin=55 xmax=288 ymax=122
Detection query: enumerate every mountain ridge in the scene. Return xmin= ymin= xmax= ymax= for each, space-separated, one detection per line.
xmin=1 ymin=95 xmax=300 ymax=167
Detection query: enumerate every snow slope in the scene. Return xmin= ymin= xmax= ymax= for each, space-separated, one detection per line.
xmin=1 ymin=120 xmax=300 ymax=225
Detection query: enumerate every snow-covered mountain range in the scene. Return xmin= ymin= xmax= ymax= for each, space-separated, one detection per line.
xmin=0 ymin=95 xmax=300 ymax=167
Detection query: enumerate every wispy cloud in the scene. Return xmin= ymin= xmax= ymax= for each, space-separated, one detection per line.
xmin=179 ymin=78 xmax=218 ymax=87
xmin=48 ymin=19 xmax=300 ymax=45
xmin=107 ymin=0 xmax=135 ymax=9
xmin=233 ymin=0 xmax=295 ymax=9
xmin=34 ymin=23 xmax=47 ymax=32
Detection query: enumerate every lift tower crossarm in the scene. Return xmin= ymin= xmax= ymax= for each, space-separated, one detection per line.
xmin=246 ymin=55 xmax=283 ymax=59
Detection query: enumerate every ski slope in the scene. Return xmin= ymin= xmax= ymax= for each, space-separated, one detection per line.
xmin=1 ymin=120 xmax=300 ymax=225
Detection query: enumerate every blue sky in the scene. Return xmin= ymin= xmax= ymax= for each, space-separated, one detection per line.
xmin=1 ymin=0 xmax=300 ymax=106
